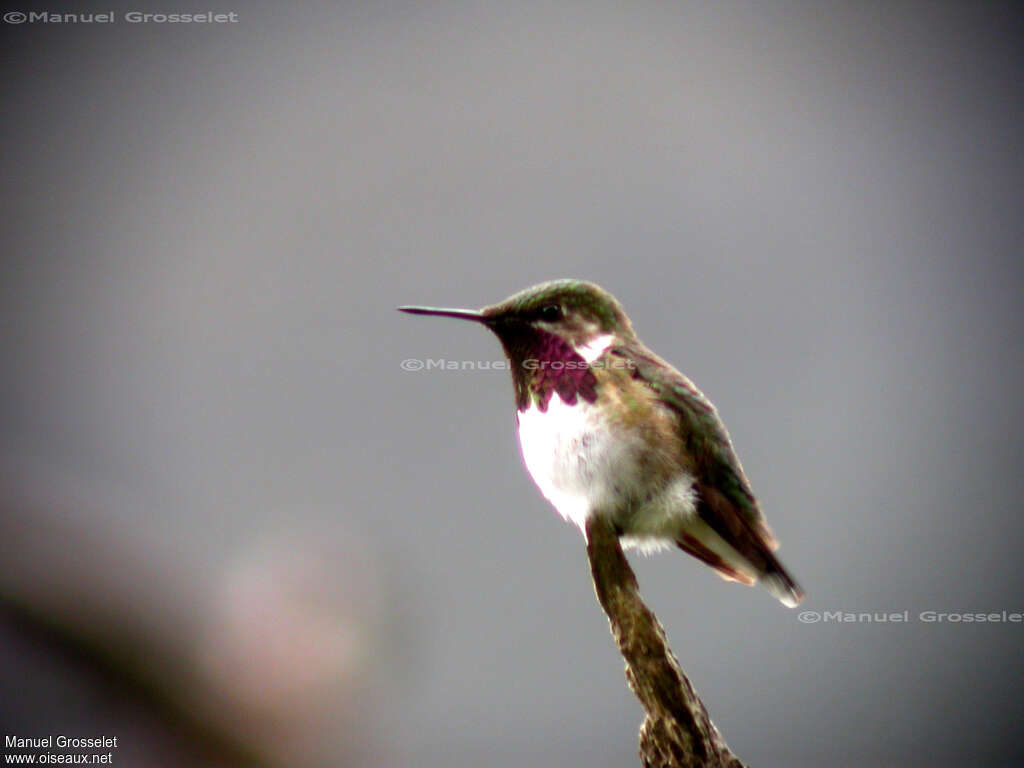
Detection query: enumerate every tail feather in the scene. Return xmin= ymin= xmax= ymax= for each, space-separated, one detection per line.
xmin=677 ymin=532 xmax=757 ymax=586
xmin=676 ymin=523 xmax=805 ymax=607
xmin=692 ymin=483 xmax=804 ymax=607
xmin=759 ymin=553 xmax=805 ymax=608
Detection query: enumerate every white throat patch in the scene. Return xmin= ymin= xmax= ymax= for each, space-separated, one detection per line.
xmin=576 ymin=333 xmax=614 ymax=363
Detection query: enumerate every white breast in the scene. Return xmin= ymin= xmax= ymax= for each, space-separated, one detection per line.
xmin=516 ymin=393 xmax=698 ymax=549
xmin=517 ymin=395 xmax=612 ymax=530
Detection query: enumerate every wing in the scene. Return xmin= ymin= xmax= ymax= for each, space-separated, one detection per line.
xmin=608 ymin=342 xmax=778 ymax=548
xmin=610 ymin=342 xmax=803 ymax=605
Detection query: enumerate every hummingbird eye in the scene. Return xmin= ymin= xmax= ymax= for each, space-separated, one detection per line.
xmin=539 ymin=304 xmax=563 ymax=322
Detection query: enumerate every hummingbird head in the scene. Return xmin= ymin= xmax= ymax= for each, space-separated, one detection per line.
xmin=400 ymin=280 xmax=637 ymax=409
xmin=479 ymin=279 xmax=636 ymax=349
xmin=400 ymin=279 xmax=636 ymax=355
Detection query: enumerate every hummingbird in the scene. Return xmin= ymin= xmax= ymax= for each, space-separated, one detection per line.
xmin=400 ymin=280 xmax=804 ymax=607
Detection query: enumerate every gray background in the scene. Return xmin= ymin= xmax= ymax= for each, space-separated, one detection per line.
xmin=2 ymin=2 xmax=1023 ymax=766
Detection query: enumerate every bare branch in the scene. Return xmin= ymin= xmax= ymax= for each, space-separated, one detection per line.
xmin=585 ymin=516 xmax=747 ymax=768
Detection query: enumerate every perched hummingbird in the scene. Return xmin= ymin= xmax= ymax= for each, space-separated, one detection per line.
xmin=400 ymin=280 xmax=804 ymax=607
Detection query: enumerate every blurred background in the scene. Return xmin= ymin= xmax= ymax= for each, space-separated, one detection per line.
xmin=1 ymin=2 xmax=1022 ymax=766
